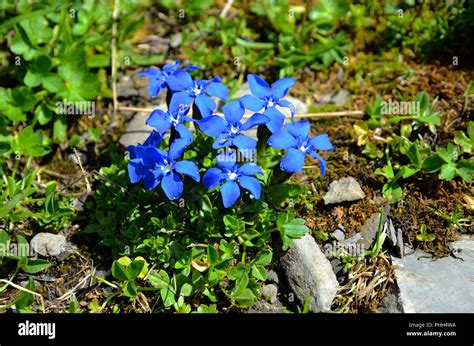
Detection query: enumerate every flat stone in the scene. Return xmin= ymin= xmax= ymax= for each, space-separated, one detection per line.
xmin=358 ymin=212 xmax=387 ymax=250
xmin=392 ymin=235 xmax=474 ymax=313
xmin=169 ymin=32 xmax=182 ymax=48
xmin=279 ymin=234 xmax=339 ymax=312
xmin=323 ymin=177 xmax=366 ymax=205
xmin=330 ymin=89 xmax=351 ymax=106
xmin=261 ymin=284 xmax=278 ymax=303
xmin=266 ymin=269 xmax=279 ymax=285
xmin=119 ymin=112 xmax=155 ymax=148
xmin=31 ymin=233 xmax=68 ymax=257
xmin=248 ymin=300 xmax=286 ymax=313
xmin=330 ymin=229 xmax=345 ymax=242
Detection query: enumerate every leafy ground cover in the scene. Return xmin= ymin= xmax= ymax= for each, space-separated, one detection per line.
xmin=0 ymin=0 xmax=472 ymax=313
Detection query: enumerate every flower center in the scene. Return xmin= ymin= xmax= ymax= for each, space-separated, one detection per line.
xmin=228 ymin=172 xmax=238 ymax=180
xmin=267 ymin=99 xmax=275 ymax=107
xmin=230 ymin=125 xmax=239 ymax=134
xmin=299 ymin=145 xmax=307 ymax=152
xmin=161 ymin=162 xmax=173 ymax=173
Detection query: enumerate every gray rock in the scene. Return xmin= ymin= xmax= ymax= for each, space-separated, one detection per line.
xmin=379 ymin=285 xmax=404 ymax=313
xmin=385 ymin=219 xmax=397 ymax=247
xmin=119 ymin=111 xmax=155 ymax=148
xmin=117 ymin=75 xmax=139 ymax=98
xmin=169 ymin=32 xmax=182 ymax=48
xmin=391 ymin=235 xmax=474 ymax=313
xmin=337 ymin=224 xmax=346 ymax=233
xmin=261 ymin=284 xmax=278 ymax=304
xmin=266 ymin=269 xmax=279 ymax=285
xmin=248 ymin=300 xmax=286 ymax=313
xmin=31 ymin=233 xmax=68 ymax=257
xmin=330 ymin=89 xmax=351 ymax=106
xmin=358 ymin=212 xmax=387 ymax=250
xmin=323 ymin=177 xmax=366 ymax=205
xmin=279 ymin=234 xmax=339 ymax=312
xmin=330 ymin=229 xmax=345 ymax=242
xmin=396 ymin=228 xmax=404 ymax=258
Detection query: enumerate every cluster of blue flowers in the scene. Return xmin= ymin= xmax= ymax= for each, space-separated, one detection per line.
xmin=128 ymin=60 xmax=334 ymax=207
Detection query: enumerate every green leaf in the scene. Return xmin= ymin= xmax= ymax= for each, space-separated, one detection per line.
xmin=382 ymin=181 xmax=402 ymax=203
xmin=400 ymin=165 xmax=419 ymax=179
xmin=160 ymin=287 xmax=176 ymax=307
xmin=20 ymin=259 xmax=50 ymax=273
xmin=111 ymin=260 xmax=130 ymax=281
xmin=148 ymin=270 xmax=170 ymax=289
xmin=422 ymin=155 xmax=444 ymax=173
xmin=42 ymin=74 xmax=65 ymax=93
xmin=128 ymin=257 xmax=148 ymax=280
xmin=207 ymin=244 xmax=218 ymax=266
xmin=123 ymin=281 xmax=137 ymax=297
xmin=436 ymin=144 xmax=458 ymax=164
xmin=232 ymin=288 xmax=257 ymax=307
xmin=406 ymin=143 xmax=422 ymax=167
xmin=253 ymin=249 xmax=272 ymax=266
xmin=280 ymin=218 xmax=309 ymax=238
xmin=439 ymin=164 xmax=456 ymax=180
xmin=15 ymin=278 xmax=35 ymax=309
xmin=251 ymin=264 xmax=266 ymax=281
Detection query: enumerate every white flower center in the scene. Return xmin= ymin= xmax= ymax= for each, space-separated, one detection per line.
xmin=299 ymin=145 xmax=306 ymax=152
xmin=193 ymin=87 xmax=202 ymax=95
xmin=228 ymin=172 xmax=237 ymax=180
xmin=267 ymin=100 xmax=274 ymax=107
xmin=230 ymin=126 xmax=239 ymax=134
xmin=161 ymin=162 xmax=172 ymax=173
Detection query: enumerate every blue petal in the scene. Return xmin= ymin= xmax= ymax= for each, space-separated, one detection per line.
xmin=264 ymin=107 xmax=286 ymax=133
xmin=285 ymin=120 xmax=310 ymax=138
xmin=146 ymin=109 xmax=171 ymax=133
xmin=134 ymin=146 xmax=164 ymax=167
xmin=309 ymin=150 xmax=327 ymax=176
xmin=216 ymin=150 xmax=237 ymax=170
xmin=128 ymin=145 xmax=137 ymax=159
xmin=149 ymin=79 xmax=165 ymax=98
xmin=271 ymin=78 xmax=295 ymax=99
xmin=168 ymin=138 xmax=188 ymax=160
xmin=277 ymin=99 xmax=295 ymax=117
xmin=238 ymin=176 xmax=261 ymax=199
xmin=220 ymin=181 xmax=240 ymax=208
xmin=169 ymin=92 xmax=193 ymax=113
xmin=280 ymin=148 xmax=305 ymax=173
xmin=173 ymin=160 xmax=200 ymax=182
xmin=128 ymin=159 xmax=146 ymax=183
xmin=139 ymin=68 xmax=161 ymax=78
xmin=202 ymin=167 xmax=225 ymax=189
xmin=212 ymin=133 xmax=232 ymax=149
xmin=223 ymin=100 xmax=245 ymax=123
xmin=267 ymin=130 xmax=298 ymax=149
xmin=309 ymin=134 xmax=334 ymax=151
xmin=240 ymin=113 xmax=270 ymax=131
xmin=143 ymin=169 xmax=163 ymax=190
xmin=233 ymin=134 xmax=257 ymax=151
xmin=240 ymin=94 xmax=266 ymax=112
xmin=198 ymin=116 xmax=227 ymax=136
xmin=161 ymin=173 xmax=183 ymax=200
xmin=195 ymin=94 xmax=216 ymax=118
xmin=247 ymin=74 xmax=271 ymax=99
xmin=167 ymin=70 xmax=194 ymax=91
xmin=175 ymin=124 xmax=194 ymax=145
xmin=142 ymin=130 xmax=163 ymax=147
xmin=186 ymin=65 xmax=200 ymax=71
xmin=237 ymin=162 xmax=263 ymax=176
xmin=205 ymin=82 xmax=229 ymax=100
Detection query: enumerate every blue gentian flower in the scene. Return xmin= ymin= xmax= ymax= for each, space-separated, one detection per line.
xmin=128 ymin=139 xmax=200 ymax=200
xmin=167 ymin=73 xmax=229 ymax=118
xmin=202 ymin=151 xmax=263 ymax=208
xmin=197 ymin=100 xmax=269 ymax=158
xmin=240 ymin=74 xmax=296 ymax=133
xmin=146 ymin=92 xmax=194 ymax=144
xmin=128 ymin=130 xmax=163 ymax=159
xmin=139 ymin=59 xmax=199 ymax=98
xmin=268 ymin=120 xmax=334 ymax=174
